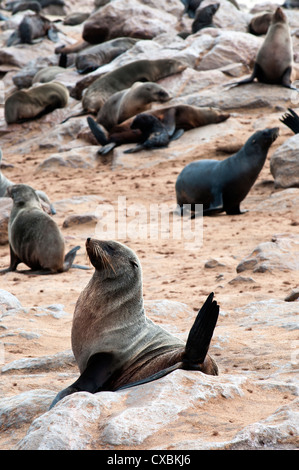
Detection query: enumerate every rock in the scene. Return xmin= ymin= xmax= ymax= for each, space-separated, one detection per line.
xmin=82 ymin=0 xmax=180 ymax=43
xmin=236 ymin=235 xmax=299 ymax=273
xmin=0 ymin=289 xmax=22 ymax=312
xmin=270 ymin=134 xmax=299 ymax=188
xmin=235 ymin=299 xmax=299 ymax=330
xmin=1 ymin=350 xmax=75 ymax=374
xmin=254 ymin=188 xmax=299 ymax=214
xmin=62 ymin=214 xmax=99 ymax=228
xmin=228 ymin=399 xmax=299 ymax=450
xmin=204 ymin=258 xmax=226 ymax=268
xmin=15 ymin=370 xmax=246 ymax=450
xmin=37 ymin=147 xmax=98 ymax=170
xmin=0 ymin=389 xmax=55 ymax=431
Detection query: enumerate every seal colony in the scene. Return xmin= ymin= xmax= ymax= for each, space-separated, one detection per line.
xmin=0 ymin=0 xmax=298 ymax=432
xmin=50 ymin=238 xmax=219 ymax=408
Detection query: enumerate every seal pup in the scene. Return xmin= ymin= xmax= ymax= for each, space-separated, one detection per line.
xmin=0 ymin=184 xmax=85 ymax=275
xmin=96 ymin=82 xmax=171 ymax=130
xmin=6 ymin=13 xmax=59 ymax=46
xmin=50 ymin=238 xmax=219 ymax=408
xmin=280 ymin=108 xmax=299 ymax=133
xmin=226 ymin=7 xmax=297 ymax=90
xmin=5 ymin=82 xmax=68 ymax=124
xmin=123 ymin=112 xmax=184 ymax=154
xmin=87 ymin=105 xmax=230 ymax=154
xmin=175 ymin=127 xmax=279 ymax=216
xmin=0 ymin=149 xmax=55 ymax=214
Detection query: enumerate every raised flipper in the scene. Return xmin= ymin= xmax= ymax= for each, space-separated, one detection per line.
xmin=87 ymin=117 xmax=109 ymax=145
xmin=280 ymin=108 xmax=299 ymax=134
xmin=49 ymin=352 xmax=116 ymax=408
xmin=182 ymin=292 xmax=219 ymax=368
xmin=117 ymin=293 xmax=220 ymax=391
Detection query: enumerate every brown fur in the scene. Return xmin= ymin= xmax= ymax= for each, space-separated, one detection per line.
xmin=5 ymin=82 xmax=68 ymax=124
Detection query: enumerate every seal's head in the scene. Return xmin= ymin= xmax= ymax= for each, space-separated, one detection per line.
xmin=86 ymin=238 xmax=141 ymax=281
xmin=7 ymin=184 xmax=41 ymax=209
xmin=245 ymin=127 xmax=279 ymax=153
xmin=273 ymin=7 xmax=287 ymax=24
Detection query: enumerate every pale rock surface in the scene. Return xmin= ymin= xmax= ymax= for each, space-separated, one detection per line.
xmin=236 ymin=234 xmax=299 ymax=273
xmin=270 ymin=134 xmax=299 ymax=188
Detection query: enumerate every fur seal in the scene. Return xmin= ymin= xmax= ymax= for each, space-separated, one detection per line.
xmin=227 ymin=7 xmax=297 ymax=90
xmin=248 ymin=12 xmax=273 ymax=36
xmin=6 ymin=13 xmax=59 ymax=46
xmin=63 ymin=12 xmax=90 ymax=25
xmin=87 ymin=105 xmax=230 ymax=154
xmin=50 ymin=238 xmax=219 ymax=408
xmin=175 ymin=127 xmax=279 ymax=216
xmin=32 ymin=66 xmax=66 ymax=84
xmin=280 ymin=108 xmax=299 ymax=133
xmin=0 ymin=149 xmax=56 ymax=214
xmin=80 ymin=58 xmax=186 ymax=112
xmin=4 ymin=82 xmax=69 ymax=124
xmin=192 ymin=3 xmax=220 ymax=34
xmin=123 ymin=112 xmax=184 ymax=153
xmin=96 ymin=82 xmax=171 ymax=130
xmin=75 ymin=37 xmax=138 ymax=74
xmin=0 ymin=184 xmax=85 ymax=274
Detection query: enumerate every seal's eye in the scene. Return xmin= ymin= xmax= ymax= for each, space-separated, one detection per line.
xmin=104 ymin=244 xmax=115 ymax=255
xmin=130 ymin=260 xmax=138 ymax=269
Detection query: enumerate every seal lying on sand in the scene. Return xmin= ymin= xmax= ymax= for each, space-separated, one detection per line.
xmin=50 ymin=238 xmax=219 ymax=408
xmin=227 ymin=7 xmax=297 ymax=90
xmin=5 ymin=82 xmax=68 ymax=124
xmin=0 ymin=184 xmax=87 ymax=274
xmin=87 ymin=105 xmax=230 ymax=154
xmin=175 ymin=127 xmax=279 ymax=216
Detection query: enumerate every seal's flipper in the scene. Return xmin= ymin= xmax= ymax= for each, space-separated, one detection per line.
xmin=182 ymin=292 xmax=219 ymax=367
xmin=170 ymin=129 xmax=184 ymax=141
xmin=47 ymin=26 xmax=59 ymax=42
xmin=161 ymin=107 xmax=176 ymax=136
xmin=98 ymin=143 xmax=117 ymax=155
xmin=225 ymin=204 xmax=243 ymax=215
xmin=87 ymin=117 xmax=109 ymax=145
xmin=63 ymin=245 xmax=80 ymax=271
xmin=224 ymin=63 xmax=258 ymax=89
xmin=49 ymin=352 xmax=116 ymax=408
xmin=281 ymin=66 xmax=299 ymax=91
xmin=280 ymin=108 xmax=299 ymax=134
xmin=0 ymin=245 xmax=21 ymax=274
